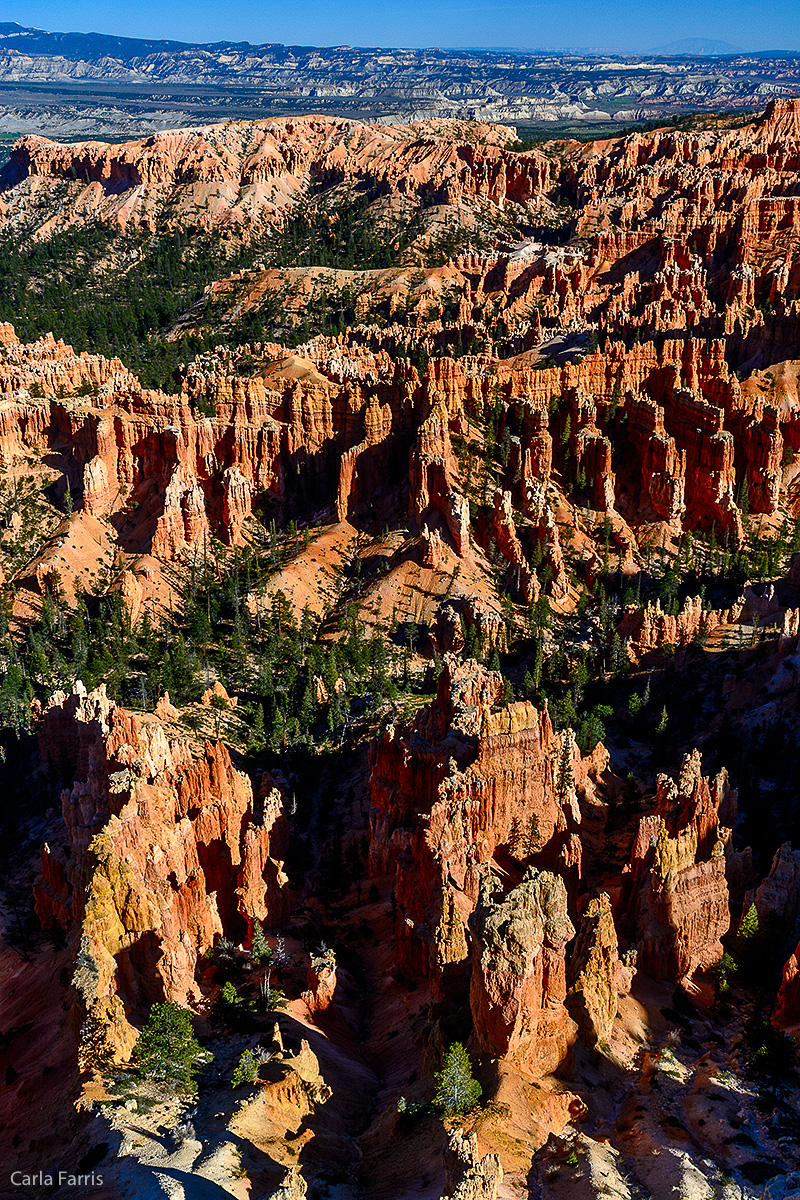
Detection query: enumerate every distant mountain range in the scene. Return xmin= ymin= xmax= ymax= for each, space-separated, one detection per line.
xmin=0 ymin=21 xmax=799 ymax=141
xmin=649 ymin=38 xmax=744 ymax=56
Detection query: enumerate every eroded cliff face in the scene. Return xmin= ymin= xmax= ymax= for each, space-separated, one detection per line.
xmin=369 ymin=656 xmax=607 ymax=993
xmin=620 ymin=751 xmax=737 ymax=983
xmin=469 ymin=869 xmax=577 ymax=1075
xmin=442 ymin=1129 xmax=502 ymax=1200
xmin=367 ymin=664 xmax=778 ymax=1091
xmin=5 ymin=100 xmax=800 ymax=1200
xmin=34 ymin=683 xmax=289 ymax=1069
xmin=566 ymin=892 xmax=634 ymax=1048
xmin=5 ymin=102 xmax=800 ymax=591
xmin=775 ymin=939 xmax=800 ymax=1029
xmin=0 ymin=117 xmax=551 ymax=240
xmin=617 ymin=593 xmax=743 ymax=661
xmin=0 ymin=330 xmax=481 ymax=584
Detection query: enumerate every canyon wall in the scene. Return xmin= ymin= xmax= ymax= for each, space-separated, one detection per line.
xmin=34 ymin=683 xmax=289 ymax=1068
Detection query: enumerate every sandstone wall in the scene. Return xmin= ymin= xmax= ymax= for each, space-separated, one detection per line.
xmin=34 ymin=683 xmax=290 ymax=1068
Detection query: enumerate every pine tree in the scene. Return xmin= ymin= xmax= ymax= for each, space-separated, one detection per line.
xmin=501 ymin=594 xmax=514 ymax=643
xmin=525 ymin=813 xmax=541 ymax=857
xmin=466 ymin=624 xmax=479 ymax=660
xmin=298 ymin=678 xmax=316 ymax=731
xmin=609 ymin=633 xmax=627 ymax=675
xmin=556 ymin=732 xmax=574 ymax=801
xmin=738 ymin=902 xmax=759 ymax=941
xmin=133 ymin=1002 xmax=208 ymax=1090
xmin=711 ymin=952 xmax=738 ymax=999
xmin=533 ymin=638 xmax=544 ymax=689
xmin=231 ymin=1048 xmax=259 ymax=1089
xmin=508 ymin=814 xmax=522 ymax=857
xmin=433 ymin=1042 xmax=482 ymax=1117
xmin=744 ymin=1015 xmax=799 ymax=1099
xmin=249 ymin=920 xmax=272 ymax=966
xmin=738 ymin=477 xmax=751 ymax=520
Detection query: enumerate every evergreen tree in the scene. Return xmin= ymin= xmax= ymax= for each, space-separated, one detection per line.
xmin=133 ymin=1002 xmax=208 ymax=1090
xmin=533 ymin=638 xmax=544 ymax=689
xmin=739 ymin=902 xmax=759 ymax=941
xmin=231 ymin=1048 xmax=259 ymax=1089
xmin=609 ymin=633 xmax=627 ymax=675
xmin=711 ymin=952 xmax=738 ymax=1000
xmin=556 ymin=732 xmax=574 ymax=801
xmin=249 ymin=703 xmax=266 ymax=752
xmin=738 ymin=477 xmax=751 ymax=520
xmin=525 ymin=813 xmax=541 ymax=857
xmin=433 ymin=1042 xmax=482 ymax=1117
xmin=745 ymin=1015 xmax=799 ymax=1100
xmin=249 ymin=920 xmax=272 ymax=966
xmin=508 ymin=814 xmax=523 ymax=857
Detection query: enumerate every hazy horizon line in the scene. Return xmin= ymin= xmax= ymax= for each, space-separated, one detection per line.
xmin=1 ymin=21 xmax=797 ymax=57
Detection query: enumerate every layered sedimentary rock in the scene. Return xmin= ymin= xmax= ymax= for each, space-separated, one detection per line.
xmin=617 ymin=594 xmax=741 ymax=661
xmin=34 ymin=683 xmax=289 ymax=1067
xmin=491 ymin=488 xmax=536 ymax=603
xmin=369 ymin=655 xmax=607 ymax=1017
xmin=469 ymin=869 xmax=577 ymax=1075
xmin=1 ymin=117 xmax=555 ymax=240
xmin=5 ymin=101 xmax=800 ymax=576
xmin=568 ymin=390 xmax=615 ymax=513
xmin=747 ymin=842 xmax=800 ymax=938
xmin=409 ymin=397 xmax=471 ymax=557
xmin=302 ymin=948 xmax=337 ymax=1016
xmin=566 ymin=892 xmax=635 ymax=1047
xmin=775 ymin=939 xmax=800 ymax=1029
xmin=435 ymin=597 xmax=507 ymax=654
xmin=442 ymin=1129 xmax=502 ymax=1200
xmin=627 ymin=393 xmax=686 ymax=524
xmin=620 ymin=751 xmax=736 ymax=982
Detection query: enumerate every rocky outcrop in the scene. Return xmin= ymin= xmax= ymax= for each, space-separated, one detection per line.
xmin=369 ymin=656 xmax=607 ymax=990
xmin=6 ymin=100 xmax=800 ymax=567
xmin=566 ymin=892 xmax=634 ymax=1047
xmin=617 ymin=594 xmax=741 ymax=661
xmin=748 ymin=843 xmax=800 ymax=939
xmin=435 ymin=597 xmax=507 ymax=654
xmin=302 ymin=948 xmax=337 ymax=1016
xmin=442 ymin=1129 xmax=502 ymax=1200
xmin=469 ymin=868 xmax=577 ymax=1075
xmin=491 ymin=488 xmax=536 ymax=603
xmin=774 ymin=939 xmax=800 ymax=1030
xmin=33 ymin=683 xmax=290 ymax=1068
xmin=627 ymin=393 xmax=686 ymax=525
xmin=620 ymin=751 xmax=736 ymax=983
xmin=271 ymin=1167 xmax=308 ymax=1200
xmin=2 ymin=117 xmax=556 ymax=239
xmin=569 ymin=390 xmax=615 ymax=512
xmin=409 ymin=398 xmax=470 ymax=557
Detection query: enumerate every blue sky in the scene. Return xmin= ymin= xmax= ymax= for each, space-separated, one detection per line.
xmin=1 ymin=0 xmax=798 ymax=53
